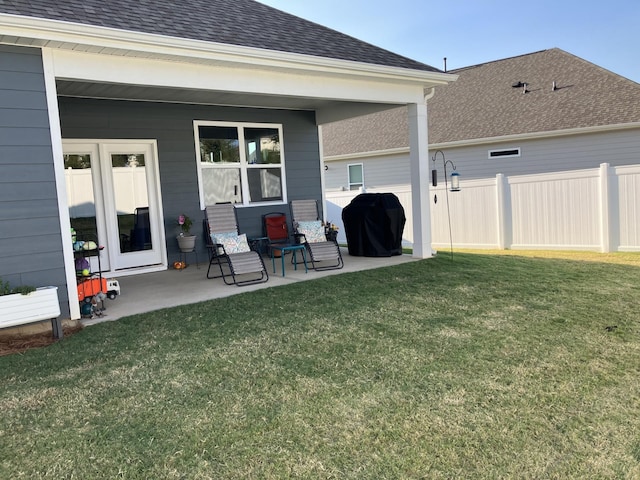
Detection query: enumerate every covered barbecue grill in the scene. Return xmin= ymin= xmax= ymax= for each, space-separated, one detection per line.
xmin=342 ymin=193 xmax=406 ymax=257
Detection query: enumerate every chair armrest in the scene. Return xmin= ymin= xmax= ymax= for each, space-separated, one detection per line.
xmin=206 ymin=242 xmax=226 ymax=257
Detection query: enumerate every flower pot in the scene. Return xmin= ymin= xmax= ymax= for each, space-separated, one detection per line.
xmin=0 ymin=286 xmax=62 ymax=338
xmin=177 ymin=235 xmax=197 ymax=253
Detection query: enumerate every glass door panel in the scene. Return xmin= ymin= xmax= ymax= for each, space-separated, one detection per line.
xmin=110 ymin=153 xmax=152 ymax=254
xmin=65 ymin=153 xmax=97 ymax=238
xmin=101 ymin=143 xmax=163 ymax=271
xmin=63 ymin=144 xmax=110 ymax=272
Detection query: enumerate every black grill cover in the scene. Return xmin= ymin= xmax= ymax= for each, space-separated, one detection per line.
xmin=342 ymin=193 xmax=406 ymax=257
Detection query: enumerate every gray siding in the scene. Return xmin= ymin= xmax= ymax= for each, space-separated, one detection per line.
xmin=324 ymin=129 xmax=640 ymax=189
xmin=58 ymin=98 xmax=323 ymax=254
xmin=325 ymin=152 xmax=410 ymax=191
xmin=443 ymin=129 xmax=640 ymax=180
xmin=0 ymin=45 xmax=69 ymax=317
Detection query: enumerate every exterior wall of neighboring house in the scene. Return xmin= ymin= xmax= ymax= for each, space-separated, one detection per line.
xmin=438 ymin=128 xmax=640 ymax=180
xmin=0 ymin=45 xmax=69 ymax=316
xmin=325 ymin=150 xmax=410 ymax=191
xmin=325 ymin=128 xmax=640 ymax=191
xmin=58 ymin=96 xmax=323 ymax=252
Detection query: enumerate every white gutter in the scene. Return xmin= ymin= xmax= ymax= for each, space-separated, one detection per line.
xmin=325 ymin=147 xmax=410 ymax=162
xmin=0 ymin=13 xmax=455 ymax=86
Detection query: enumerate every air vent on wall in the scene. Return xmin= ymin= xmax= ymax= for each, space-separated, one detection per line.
xmin=489 ymin=148 xmax=521 ymax=159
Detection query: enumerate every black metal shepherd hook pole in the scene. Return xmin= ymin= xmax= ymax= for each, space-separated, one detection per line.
xmin=431 ymin=150 xmax=460 ymax=261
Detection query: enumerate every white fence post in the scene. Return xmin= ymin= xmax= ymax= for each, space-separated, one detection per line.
xmin=496 ymin=173 xmax=511 ymax=250
xmin=599 ymin=163 xmax=612 ymax=253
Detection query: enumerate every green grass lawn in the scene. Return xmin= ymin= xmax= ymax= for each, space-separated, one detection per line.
xmin=1 ymin=252 xmax=639 ymax=479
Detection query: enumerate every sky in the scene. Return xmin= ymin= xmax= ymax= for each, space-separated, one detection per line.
xmin=256 ymin=0 xmax=639 ymax=82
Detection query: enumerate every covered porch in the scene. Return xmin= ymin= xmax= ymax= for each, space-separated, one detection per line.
xmin=0 ymin=2 xmax=455 ymax=322
xmin=50 ymin=45 xmax=450 ymax=321
xmin=83 ymin=248 xmax=420 ymax=325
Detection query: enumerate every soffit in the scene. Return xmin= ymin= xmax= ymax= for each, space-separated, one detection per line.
xmin=56 ymin=80 xmax=339 ymax=110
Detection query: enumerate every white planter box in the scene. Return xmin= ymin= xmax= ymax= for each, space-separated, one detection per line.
xmin=0 ymin=286 xmax=62 ymax=337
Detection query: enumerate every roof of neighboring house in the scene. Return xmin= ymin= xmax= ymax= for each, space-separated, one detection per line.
xmin=323 ymin=48 xmax=640 ymax=156
xmin=0 ymin=0 xmax=440 ymax=72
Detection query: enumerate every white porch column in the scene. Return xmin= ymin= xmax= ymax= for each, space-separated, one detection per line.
xmin=408 ymin=102 xmax=433 ymax=259
xmin=42 ymin=49 xmax=81 ymax=321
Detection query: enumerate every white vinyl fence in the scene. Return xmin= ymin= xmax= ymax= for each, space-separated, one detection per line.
xmin=65 ymin=167 xmax=148 ymax=217
xmin=325 ymin=163 xmax=640 ymax=252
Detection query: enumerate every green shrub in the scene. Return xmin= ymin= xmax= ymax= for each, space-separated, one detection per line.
xmin=11 ymin=285 xmax=36 ymax=295
xmin=0 ymin=277 xmax=36 ymax=296
xmin=0 ymin=278 xmax=10 ymax=296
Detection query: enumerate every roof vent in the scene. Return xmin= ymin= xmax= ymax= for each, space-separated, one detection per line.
xmin=552 ymin=81 xmax=557 ymax=91
xmin=512 ymin=81 xmax=529 ymax=93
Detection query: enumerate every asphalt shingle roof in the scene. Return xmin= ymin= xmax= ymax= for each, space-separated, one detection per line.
xmin=0 ymin=0 xmax=440 ymax=72
xmin=323 ymin=48 xmax=640 ymax=156
xmin=429 ymin=48 xmax=640 ymax=144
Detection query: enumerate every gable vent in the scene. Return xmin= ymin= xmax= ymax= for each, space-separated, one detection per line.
xmin=489 ymin=148 xmax=521 ymax=159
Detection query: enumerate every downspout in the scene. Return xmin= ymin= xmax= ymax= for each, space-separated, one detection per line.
xmin=424 ymin=87 xmax=436 ymax=102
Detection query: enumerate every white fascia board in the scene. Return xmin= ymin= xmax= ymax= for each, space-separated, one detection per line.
xmin=50 ymin=48 xmax=427 ymax=106
xmin=0 ymin=14 xmax=454 ymax=87
xmin=430 ymin=122 xmax=640 ymax=149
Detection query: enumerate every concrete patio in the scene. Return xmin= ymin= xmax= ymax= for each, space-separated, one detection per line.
xmin=83 ymin=248 xmax=420 ymax=326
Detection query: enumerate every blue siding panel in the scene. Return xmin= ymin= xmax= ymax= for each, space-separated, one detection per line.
xmin=0 ymin=45 xmax=45 ymax=72
xmin=0 ymin=45 xmax=68 ymax=318
xmin=59 ymin=98 xmax=323 ymax=242
xmin=0 ymin=90 xmax=48 ymax=109
xmin=0 ymin=71 xmax=49 ymax=91
xmin=0 ymin=108 xmax=51 ymax=128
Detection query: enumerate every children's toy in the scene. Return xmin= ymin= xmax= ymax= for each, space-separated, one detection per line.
xmin=77 ymin=277 xmax=107 ymax=302
xmin=73 ymin=234 xmax=119 ymax=317
xmin=106 ymin=279 xmax=120 ymax=300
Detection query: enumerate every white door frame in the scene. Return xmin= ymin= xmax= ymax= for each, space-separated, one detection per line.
xmin=63 ymin=139 xmax=167 ymax=276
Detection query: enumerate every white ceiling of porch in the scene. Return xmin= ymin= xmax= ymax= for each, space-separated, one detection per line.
xmin=55 ymin=80 xmax=404 ymax=124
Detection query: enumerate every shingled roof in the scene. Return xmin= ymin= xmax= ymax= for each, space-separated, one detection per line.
xmin=0 ymin=0 xmax=439 ymax=72
xmin=323 ymin=48 xmax=640 ymax=156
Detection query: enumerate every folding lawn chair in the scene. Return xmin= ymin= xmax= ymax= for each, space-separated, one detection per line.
xmin=203 ymin=204 xmax=269 ymax=286
xmin=290 ymin=199 xmax=343 ymax=271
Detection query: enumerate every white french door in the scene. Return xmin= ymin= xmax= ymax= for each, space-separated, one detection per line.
xmin=63 ymin=140 xmax=166 ymax=273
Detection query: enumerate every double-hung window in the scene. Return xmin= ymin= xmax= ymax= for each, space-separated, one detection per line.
xmin=195 ymin=121 xmax=286 ymax=206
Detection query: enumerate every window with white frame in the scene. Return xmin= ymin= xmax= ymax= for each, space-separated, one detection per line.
xmin=195 ymin=121 xmax=286 ymax=206
xmin=348 ymin=163 xmax=364 ymax=191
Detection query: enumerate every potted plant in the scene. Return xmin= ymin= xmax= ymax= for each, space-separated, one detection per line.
xmin=176 ymin=214 xmax=196 ymax=253
xmin=324 ymin=220 xmax=339 ymax=243
xmin=0 ymin=277 xmax=62 ymax=338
